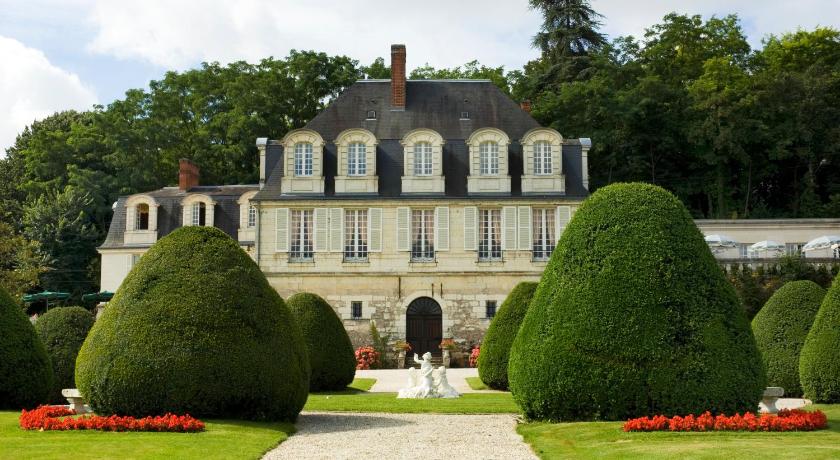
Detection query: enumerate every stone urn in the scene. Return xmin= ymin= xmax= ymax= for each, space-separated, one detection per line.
xmin=442 ymin=350 xmax=451 ymax=367
xmin=397 ymin=350 xmax=406 ymax=369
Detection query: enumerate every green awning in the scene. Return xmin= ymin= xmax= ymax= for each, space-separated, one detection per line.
xmin=22 ymin=291 xmax=71 ymax=303
xmin=82 ymin=291 xmax=114 ymax=302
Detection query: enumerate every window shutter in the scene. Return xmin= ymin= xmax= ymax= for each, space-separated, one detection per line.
xmin=314 ymin=208 xmax=328 ymax=251
xmin=329 ymin=208 xmax=344 ymax=252
xmin=556 ymin=205 xmax=571 ymax=240
xmin=435 ymin=207 xmax=449 ymax=251
xmin=369 ymin=208 xmax=383 ymax=252
xmin=518 ymin=206 xmax=532 ymax=250
xmin=501 ymin=206 xmax=517 ymax=250
xmin=396 ymin=207 xmax=410 ymax=251
xmin=275 ymin=208 xmax=289 ymax=252
xmin=463 ymin=206 xmax=478 ymax=251
xmin=182 ymin=204 xmax=192 ymax=227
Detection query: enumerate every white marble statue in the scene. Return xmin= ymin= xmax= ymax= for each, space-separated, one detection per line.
xmin=434 ymin=366 xmax=461 ymax=398
xmin=397 ymin=352 xmax=461 ymax=399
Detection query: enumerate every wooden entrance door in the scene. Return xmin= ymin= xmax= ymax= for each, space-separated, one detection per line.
xmin=405 ymin=297 xmax=442 ymax=358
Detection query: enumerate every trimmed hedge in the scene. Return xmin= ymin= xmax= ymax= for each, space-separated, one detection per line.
xmin=800 ymin=273 xmax=840 ymax=402
xmin=752 ymin=280 xmax=825 ymax=397
xmin=34 ymin=306 xmax=95 ymax=403
xmin=75 ymin=226 xmax=310 ymax=421
xmin=0 ymin=286 xmax=53 ymax=409
xmin=478 ymin=282 xmax=537 ymax=390
xmin=286 ymin=293 xmax=356 ymax=391
xmin=508 ymin=183 xmax=766 ymax=421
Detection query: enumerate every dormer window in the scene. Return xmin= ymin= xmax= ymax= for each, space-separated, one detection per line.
xmin=124 ymin=194 xmax=159 ymax=244
xmin=520 ymin=127 xmax=565 ymax=195
xmin=460 ymin=111 xmax=470 ymax=119
xmin=182 ymin=194 xmax=215 ymax=227
xmin=479 ymin=141 xmax=499 ymax=175
xmin=135 ymin=203 xmax=150 ymax=230
xmin=294 ymin=142 xmax=313 ymax=176
xmin=534 ymin=141 xmax=552 ymax=175
xmin=192 ymin=202 xmax=207 ymax=226
xmin=366 ymin=110 xmax=377 ymax=119
xmin=348 ymin=142 xmax=367 ymax=176
xmin=414 ymin=142 xmax=433 ymax=176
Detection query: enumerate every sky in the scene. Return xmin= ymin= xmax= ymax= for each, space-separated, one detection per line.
xmin=1 ymin=0 xmax=838 ymax=153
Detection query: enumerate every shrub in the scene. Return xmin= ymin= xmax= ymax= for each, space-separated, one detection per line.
xmin=0 ymin=286 xmax=53 ymax=409
xmin=34 ymin=306 xmax=95 ymax=403
xmin=286 ymin=293 xmax=356 ymax=391
xmin=75 ymin=226 xmax=310 ymax=421
xmin=478 ymin=282 xmax=537 ymax=390
xmin=751 ymin=280 xmax=825 ymax=397
xmin=800 ymin=273 xmax=840 ymax=402
xmin=508 ymin=183 xmax=765 ymax=421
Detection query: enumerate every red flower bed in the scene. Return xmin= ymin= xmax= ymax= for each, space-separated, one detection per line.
xmin=624 ymin=409 xmax=827 ymax=432
xmin=20 ymin=405 xmax=205 ymax=432
xmin=355 ymin=346 xmax=380 ymax=370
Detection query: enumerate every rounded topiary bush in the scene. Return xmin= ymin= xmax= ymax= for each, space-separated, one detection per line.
xmin=75 ymin=226 xmax=310 ymax=421
xmin=508 ymin=183 xmax=765 ymax=421
xmin=0 ymin=286 xmax=53 ymax=409
xmin=800 ymin=273 xmax=840 ymax=402
xmin=34 ymin=306 xmax=95 ymax=403
xmin=752 ymin=280 xmax=824 ymax=397
xmin=286 ymin=293 xmax=356 ymax=392
xmin=478 ymin=282 xmax=537 ymax=390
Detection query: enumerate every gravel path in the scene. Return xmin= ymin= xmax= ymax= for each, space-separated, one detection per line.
xmin=262 ymin=412 xmax=536 ymax=460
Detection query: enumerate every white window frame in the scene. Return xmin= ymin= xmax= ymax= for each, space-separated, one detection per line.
xmin=348 ymin=142 xmax=367 ymax=176
xmin=411 ymin=209 xmax=435 ymax=262
xmin=290 ymin=209 xmax=314 ymax=261
xmin=344 ymin=209 xmax=369 ymax=262
xmin=532 ymin=208 xmax=556 ymax=261
xmin=414 ymin=142 xmax=433 ymax=176
xmin=534 ymin=141 xmax=553 ymax=175
xmin=247 ymin=205 xmax=257 ymax=228
xmin=294 ymin=142 xmax=313 ymax=177
xmin=191 ymin=202 xmax=205 ymax=226
xmin=479 ymin=141 xmax=499 ymax=176
xmin=135 ymin=203 xmax=150 ymax=230
xmin=478 ymin=209 xmax=502 ymax=261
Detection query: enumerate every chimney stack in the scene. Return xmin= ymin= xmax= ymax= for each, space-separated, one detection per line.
xmin=520 ymin=100 xmax=532 ymax=113
xmin=179 ymin=159 xmax=200 ymax=191
xmin=391 ymin=44 xmax=406 ymax=109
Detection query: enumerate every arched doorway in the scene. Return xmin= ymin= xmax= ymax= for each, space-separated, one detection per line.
xmin=405 ymin=297 xmax=442 ymax=358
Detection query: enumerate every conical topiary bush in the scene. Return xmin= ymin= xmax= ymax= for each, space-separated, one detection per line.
xmin=75 ymin=226 xmax=310 ymax=421
xmin=478 ymin=282 xmax=537 ymax=390
xmin=0 ymin=286 xmax=53 ymax=409
xmin=752 ymin=280 xmax=825 ymax=397
xmin=286 ymin=293 xmax=356 ymax=391
xmin=509 ymin=183 xmax=765 ymax=421
xmin=34 ymin=306 xmax=95 ymax=403
xmin=800 ymin=273 xmax=840 ymax=402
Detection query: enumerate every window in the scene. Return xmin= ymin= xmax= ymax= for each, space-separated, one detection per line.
xmin=192 ymin=202 xmax=206 ymax=226
xmin=411 ymin=209 xmax=435 ymax=261
xmin=739 ymin=243 xmax=751 ymax=259
xmin=786 ymin=243 xmax=804 ymax=256
xmin=486 ymin=300 xmax=497 ymax=318
xmin=532 ymin=208 xmax=556 ymax=260
xmin=344 ymin=209 xmax=368 ymax=261
xmin=247 ymin=205 xmax=257 ymax=228
xmin=351 ymin=301 xmax=363 ymax=319
xmin=479 ymin=209 xmax=502 ymax=261
xmin=460 ymin=111 xmax=470 ymax=119
xmin=135 ymin=203 xmax=150 ymax=230
xmin=534 ymin=141 xmax=552 ymax=175
xmin=130 ymin=254 xmax=141 ymax=268
xmin=366 ymin=110 xmax=376 ymax=119
xmin=348 ymin=142 xmax=366 ymax=176
xmin=294 ymin=142 xmax=313 ymax=176
xmin=414 ymin=142 xmax=433 ymax=176
xmin=479 ymin=141 xmax=499 ymax=175
xmin=290 ymin=209 xmax=314 ymax=260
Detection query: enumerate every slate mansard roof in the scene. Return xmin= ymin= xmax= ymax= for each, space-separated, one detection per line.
xmin=254 ymin=80 xmax=590 ymax=201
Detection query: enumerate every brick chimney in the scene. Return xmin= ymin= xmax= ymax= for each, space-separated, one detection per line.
xmin=179 ymin=159 xmax=200 ymax=191
xmin=520 ymin=100 xmax=532 ymax=113
xmin=391 ymin=44 xmax=406 ymax=109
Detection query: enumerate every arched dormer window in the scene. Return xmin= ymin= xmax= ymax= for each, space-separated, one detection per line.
xmin=400 ymin=128 xmax=445 ymax=195
xmin=182 ymin=194 xmax=215 ymax=227
xmin=281 ymin=129 xmax=325 ymax=195
xmin=136 ymin=203 xmax=150 ymax=230
xmin=520 ymin=127 xmax=565 ymax=195
xmin=467 ymin=128 xmax=510 ymax=195
xmin=334 ymin=128 xmax=378 ymax=194
xmin=124 ymin=194 xmax=159 ymax=244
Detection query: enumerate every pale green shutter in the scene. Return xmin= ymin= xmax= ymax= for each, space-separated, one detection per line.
xmin=396 ymin=207 xmax=410 ymax=252
xmin=368 ymin=208 xmax=383 ymax=252
xmin=329 ymin=208 xmax=344 ymax=252
xmin=556 ymin=205 xmax=571 ymax=240
xmin=463 ymin=206 xmax=478 ymax=251
xmin=518 ymin=206 xmax=532 ymax=250
xmin=434 ymin=207 xmax=449 ymax=251
xmin=275 ymin=208 xmax=289 ymax=252
xmin=502 ymin=206 xmax=517 ymax=250
xmin=314 ymin=208 xmax=328 ymax=251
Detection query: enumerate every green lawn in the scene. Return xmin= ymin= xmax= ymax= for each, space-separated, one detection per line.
xmin=518 ymin=404 xmax=840 ymax=459
xmin=0 ymin=411 xmax=293 ymax=460
xmin=304 ymin=392 xmax=519 ymax=413
xmin=348 ymin=378 xmax=376 ymax=392
xmin=465 ymin=376 xmax=489 ymax=391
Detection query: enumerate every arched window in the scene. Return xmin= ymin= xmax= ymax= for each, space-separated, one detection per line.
xmin=135 ymin=203 xmax=150 ymax=230
xmin=348 ymin=142 xmax=366 ymax=176
xmin=414 ymin=142 xmax=433 ymax=176
xmin=192 ymin=202 xmax=207 ymax=226
xmin=294 ymin=142 xmax=313 ymax=176
xmin=182 ymin=194 xmax=215 ymax=228
xmin=534 ymin=141 xmax=552 ymax=175
xmin=479 ymin=141 xmax=499 ymax=175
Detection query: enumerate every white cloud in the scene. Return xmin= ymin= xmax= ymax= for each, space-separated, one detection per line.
xmin=0 ymin=36 xmax=98 ymax=153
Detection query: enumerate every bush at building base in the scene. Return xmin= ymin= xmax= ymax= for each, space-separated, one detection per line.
xmin=286 ymin=293 xmax=356 ymax=391
xmin=799 ymin=273 xmax=840 ymax=402
xmin=508 ymin=183 xmax=766 ymax=421
xmin=751 ymin=280 xmax=825 ymax=397
xmin=34 ymin=306 xmax=95 ymax=403
xmin=0 ymin=286 xmax=53 ymax=409
xmin=75 ymin=226 xmax=310 ymax=421
xmin=478 ymin=282 xmax=537 ymax=390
